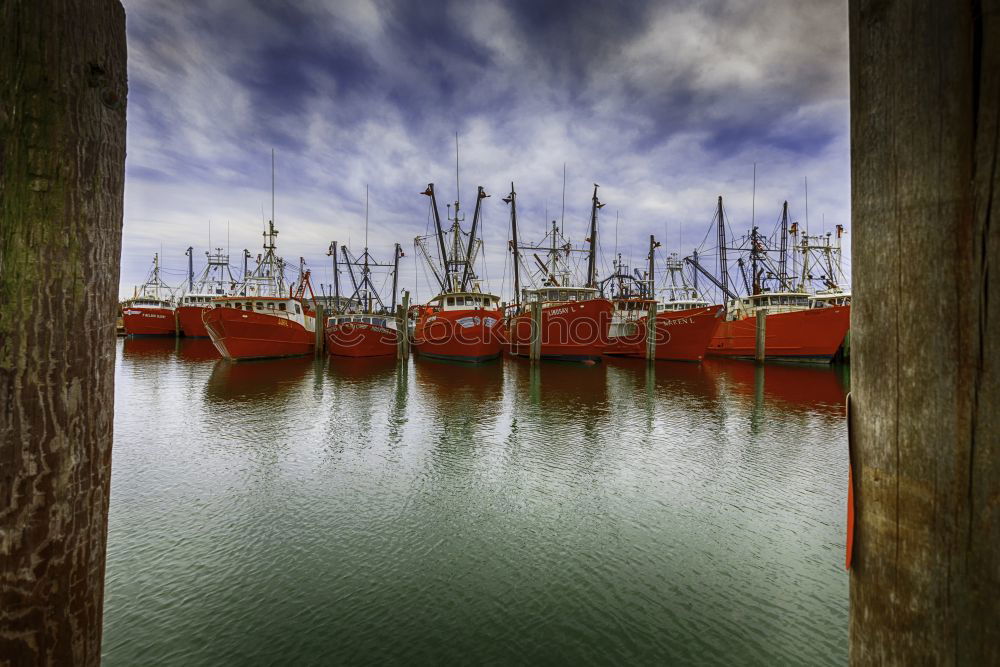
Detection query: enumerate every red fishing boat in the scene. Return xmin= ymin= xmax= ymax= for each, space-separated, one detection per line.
xmin=411 ymin=183 xmax=503 ymax=362
xmin=176 ymin=246 xmax=237 ymax=337
xmin=684 ymin=197 xmax=850 ymax=363
xmin=707 ymin=292 xmax=849 ymax=362
xmin=204 ymin=220 xmax=318 ymax=360
xmin=325 ymin=197 xmax=406 ymax=358
xmin=504 ymin=183 xmax=612 ymax=361
xmin=121 ymin=253 xmax=176 ymax=336
xmin=601 ymin=250 xmax=657 ymax=357
xmin=603 ymin=243 xmax=722 ymax=361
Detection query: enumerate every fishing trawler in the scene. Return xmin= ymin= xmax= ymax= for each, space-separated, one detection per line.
xmin=121 ymin=253 xmax=176 ymax=336
xmin=325 ymin=194 xmax=406 ymax=358
xmin=176 ymin=246 xmax=238 ymax=337
xmin=687 ymin=198 xmax=850 ymax=363
xmin=411 ymin=183 xmax=504 ymax=362
xmin=600 ymin=253 xmax=656 ymax=357
xmin=603 ymin=243 xmax=722 ymax=361
xmin=505 ymin=184 xmax=613 ymax=361
xmin=203 ymin=220 xmax=318 ymax=360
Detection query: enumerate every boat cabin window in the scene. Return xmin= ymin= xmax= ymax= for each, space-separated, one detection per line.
xmin=294 ymin=304 xmax=301 ymax=314
xmin=279 ymin=303 xmax=286 ymax=311
xmin=447 ymin=297 xmax=455 ymax=306
xmin=267 ymin=303 xmax=275 ymax=310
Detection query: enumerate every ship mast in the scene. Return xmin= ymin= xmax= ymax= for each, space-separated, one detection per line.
xmin=391 ymin=243 xmax=402 ymax=312
xmin=460 ymin=186 xmax=488 ymax=291
xmin=646 ymin=235 xmax=660 ymax=299
xmin=586 ymin=184 xmax=603 ymax=288
xmin=504 ymin=184 xmax=520 ymax=307
xmin=778 ymin=201 xmax=789 ymax=288
xmin=327 ymin=241 xmax=339 ymax=312
xmin=421 ymin=183 xmax=449 ymax=290
xmin=716 ymin=196 xmax=729 ymax=306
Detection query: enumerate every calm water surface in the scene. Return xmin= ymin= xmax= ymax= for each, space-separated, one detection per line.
xmin=104 ymin=337 xmax=850 ymax=665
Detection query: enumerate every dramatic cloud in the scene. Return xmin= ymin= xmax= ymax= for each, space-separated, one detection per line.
xmin=121 ymin=0 xmax=850 ymax=302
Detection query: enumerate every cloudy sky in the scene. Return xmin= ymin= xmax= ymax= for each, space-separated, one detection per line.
xmin=120 ymin=0 xmax=850 ymax=302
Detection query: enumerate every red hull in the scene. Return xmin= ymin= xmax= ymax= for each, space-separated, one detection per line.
xmin=708 ymin=305 xmax=850 ymax=363
xmin=177 ymin=305 xmax=210 ymax=337
xmin=412 ymin=308 xmax=503 ymax=362
xmin=326 ymin=322 xmax=398 ymax=357
xmin=603 ymin=305 xmax=723 ymax=361
xmin=121 ymin=307 xmax=175 ymax=336
xmin=509 ymin=299 xmax=613 ymax=361
xmin=203 ymin=307 xmax=314 ymax=360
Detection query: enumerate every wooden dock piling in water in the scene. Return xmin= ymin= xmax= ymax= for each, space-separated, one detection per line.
xmin=849 ymin=0 xmax=999 ymax=662
xmin=314 ymin=304 xmax=325 ymax=356
xmin=529 ymin=301 xmax=542 ymax=362
xmin=397 ymin=290 xmax=410 ymax=361
xmin=645 ymin=303 xmax=656 ymax=362
xmin=754 ymin=309 xmax=766 ymax=364
xmin=1 ymin=1 xmax=127 ymax=661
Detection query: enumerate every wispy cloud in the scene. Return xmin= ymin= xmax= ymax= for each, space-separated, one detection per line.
xmin=121 ymin=0 xmax=849 ymax=301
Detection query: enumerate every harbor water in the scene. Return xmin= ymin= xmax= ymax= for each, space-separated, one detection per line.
xmin=104 ymin=337 xmax=850 ymax=665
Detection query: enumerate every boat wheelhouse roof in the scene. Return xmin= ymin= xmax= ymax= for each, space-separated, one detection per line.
xmin=524 ymin=286 xmax=600 ymax=302
xmin=329 ymin=313 xmax=395 ymax=325
xmin=739 ymin=292 xmax=812 ymax=308
xmin=214 ymin=295 xmax=300 ymax=301
xmin=809 ymin=290 xmax=852 ymax=300
xmin=128 ymin=298 xmax=172 ymax=307
xmin=430 ymin=290 xmax=499 ymax=300
xmin=743 ymin=292 xmax=811 ymax=299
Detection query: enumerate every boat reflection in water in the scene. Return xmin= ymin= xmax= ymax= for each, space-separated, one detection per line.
xmin=704 ymin=359 xmax=849 ymax=416
xmin=121 ymin=336 xmax=177 ymax=360
xmin=414 ymin=356 xmax=504 ymax=409
xmin=205 ymin=356 xmax=314 ymax=404
xmin=327 ymin=355 xmax=398 ymax=385
xmin=175 ymin=338 xmax=220 ymax=363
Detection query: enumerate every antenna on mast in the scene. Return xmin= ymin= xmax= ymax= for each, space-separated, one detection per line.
xmin=561 ymin=163 xmax=566 ymax=229
xmin=751 ymin=162 xmax=756 ymax=229
xmin=455 ymin=132 xmax=460 ymax=209
xmin=365 ymin=184 xmax=369 ymax=250
xmin=271 ymin=148 xmax=275 ymax=227
xmin=804 ymin=175 xmax=809 ymax=235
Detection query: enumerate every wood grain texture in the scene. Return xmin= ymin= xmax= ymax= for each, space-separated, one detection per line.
xmin=0 ymin=1 xmax=126 ymax=664
xmin=849 ymin=1 xmax=999 ymax=663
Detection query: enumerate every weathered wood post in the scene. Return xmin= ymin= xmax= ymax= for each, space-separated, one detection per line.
xmin=754 ymin=308 xmax=766 ymax=364
xmin=314 ymin=303 xmax=325 ymax=356
xmin=849 ymin=1 xmax=998 ymax=663
xmin=0 ymin=1 xmax=127 ymax=663
xmin=397 ymin=290 xmax=410 ymax=361
xmin=645 ymin=303 xmax=657 ymax=362
xmin=529 ymin=301 xmax=542 ymax=362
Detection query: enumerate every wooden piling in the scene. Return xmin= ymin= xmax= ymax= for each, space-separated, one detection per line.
xmin=849 ymin=1 xmax=999 ymax=662
xmin=0 ymin=1 xmax=127 ymax=662
xmin=397 ymin=290 xmax=410 ymax=361
xmin=645 ymin=303 xmax=657 ymax=362
xmin=529 ymin=301 xmax=542 ymax=362
xmin=314 ymin=303 xmax=325 ymax=356
xmin=754 ymin=308 xmax=766 ymax=364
